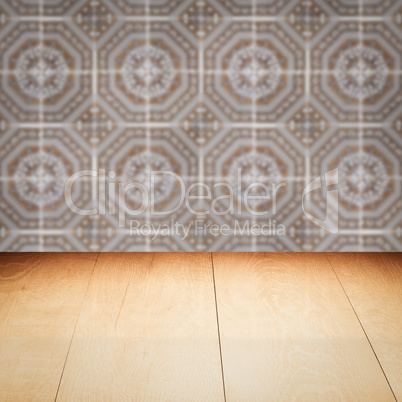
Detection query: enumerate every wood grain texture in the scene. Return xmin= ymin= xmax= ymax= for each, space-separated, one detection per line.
xmin=1 ymin=252 xmax=400 ymax=401
xmin=0 ymin=253 xmax=97 ymax=402
xmin=57 ymin=253 xmax=224 ymax=401
xmin=327 ymin=252 xmax=402 ymax=401
xmin=213 ymin=252 xmax=396 ymax=401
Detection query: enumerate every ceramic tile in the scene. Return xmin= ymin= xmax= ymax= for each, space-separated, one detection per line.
xmin=0 ymin=0 xmax=401 ymax=251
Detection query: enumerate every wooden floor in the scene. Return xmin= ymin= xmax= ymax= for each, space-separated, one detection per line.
xmin=0 ymin=253 xmax=400 ymax=401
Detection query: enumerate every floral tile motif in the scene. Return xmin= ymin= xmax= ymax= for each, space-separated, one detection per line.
xmin=178 ymin=102 xmax=224 ymax=147
xmin=311 ymin=129 xmax=402 ymax=230
xmin=285 ymin=102 xmax=330 ymax=148
xmin=204 ymin=129 xmax=305 ymax=235
xmin=204 ymin=21 xmax=305 ymax=122
xmin=286 ymin=0 xmax=330 ymax=41
xmin=70 ymin=214 xmax=119 ymax=251
xmin=311 ymin=22 xmax=402 ymax=123
xmin=178 ymin=0 xmax=223 ymax=41
xmin=0 ymin=21 xmax=92 ymax=122
xmin=98 ymin=127 xmax=197 ymax=230
xmin=98 ymin=22 xmax=198 ymax=122
xmin=72 ymin=103 xmax=118 ymax=147
xmin=99 ymin=128 xmax=198 ymax=179
xmin=0 ymin=1 xmax=401 ymax=251
xmin=0 ymin=128 xmax=91 ymax=229
xmin=73 ymin=0 xmax=118 ymax=41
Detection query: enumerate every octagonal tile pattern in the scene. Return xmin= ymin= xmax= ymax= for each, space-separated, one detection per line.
xmin=311 ymin=129 xmax=402 ymax=230
xmin=311 ymin=21 xmax=402 ymax=122
xmin=0 ymin=128 xmax=91 ymax=230
xmin=0 ymin=20 xmax=92 ymax=122
xmin=204 ymin=21 xmax=305 ymax=122
xmin=97 ymin=21 xmax=198 ymax=123
xmin=0 ymin=0 xmax=401 ymax=251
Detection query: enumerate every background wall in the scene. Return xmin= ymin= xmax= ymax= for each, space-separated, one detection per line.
xmin=0 ymin=0 xmax=401 ymax=251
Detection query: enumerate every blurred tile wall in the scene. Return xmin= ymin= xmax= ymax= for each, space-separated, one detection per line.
xmin=0 ymin=0 xmax=401 ymax=251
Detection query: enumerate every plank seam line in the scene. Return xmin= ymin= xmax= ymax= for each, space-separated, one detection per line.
xmin=54 ymin=252 xmax=100 ymax=402
xmin=325 ymin=254 xmax=397 ymax=402
xmin=115 ymin=283 xmax=129 ymax=330
xmin=211 ymin=252 xmax=227 ymax=402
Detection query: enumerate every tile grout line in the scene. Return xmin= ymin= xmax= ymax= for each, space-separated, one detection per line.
xmin=325 ymin=254 xmax=397 ymax=402
xmin=54 ymin=252 xmax=100 ymax=402
xmin=304 ymin=1 xmax=311 ymax=252
xmin=251 ymin=0 xmax=256 ymax=252
xmin=145 ymin=0 xmax=151 ymax=253
xmin=197 ymin=2 xmax=205 ymax=252
xmin=4 ymin=122 xmax=394 ymax=128
xmin=3 ymin=69 xmax=402 ymax=75
xmin=358 ymin=0 xmax=364 ymax=252
xmin=8 ymin=16 xmax=394 ymax=22
xmin=211 ymin=252 xmax=227 ymax=402
xmin=38 ymin=0 xmax=44 ymax=252
xmin=91 ymin=13 xmax=99 ymax=250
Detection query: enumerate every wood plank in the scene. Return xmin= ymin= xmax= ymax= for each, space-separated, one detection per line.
xmin=213 ymin=252 xmax=396 ymax=401
xmin=0 ymin=252 xmax=98 ymax=402
xmin=57 ymin=252 xmax=224 ymax=401
xmin=327 ymin=253 xmax=402 ymax=401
